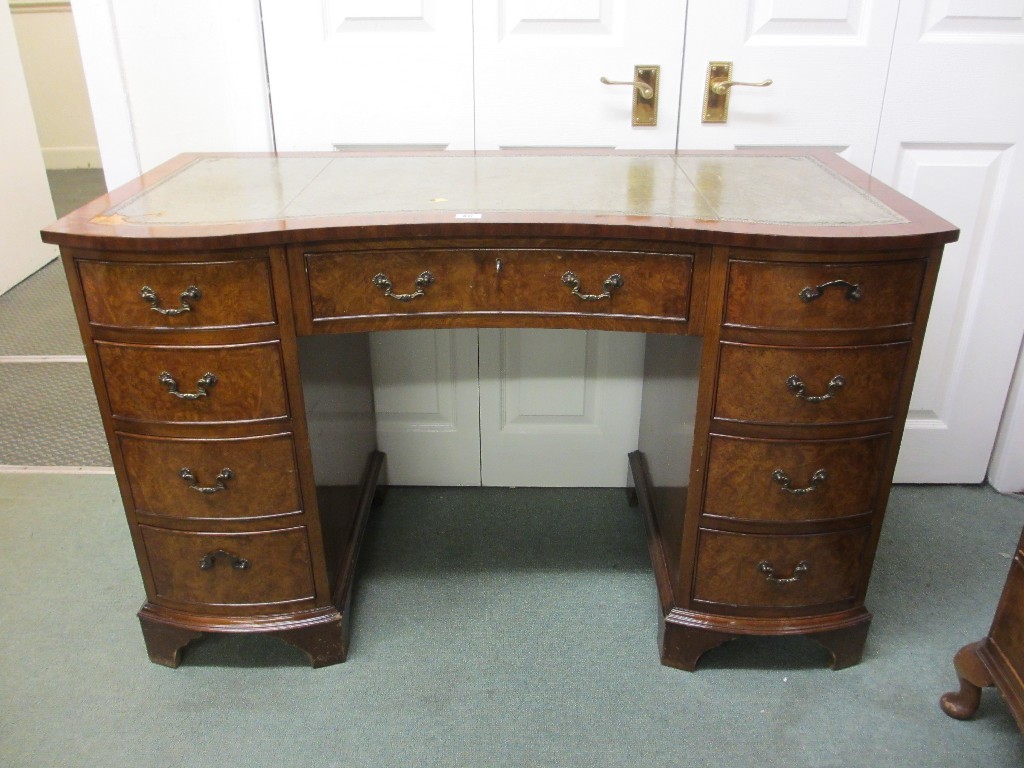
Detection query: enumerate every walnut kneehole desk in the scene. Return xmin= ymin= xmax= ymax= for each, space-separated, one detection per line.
xmin=42 ymin=151 xmax=958 ymax=670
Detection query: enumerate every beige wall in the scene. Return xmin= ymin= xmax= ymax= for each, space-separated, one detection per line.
xmin=10 ymin=0 xmax=99 ymax=169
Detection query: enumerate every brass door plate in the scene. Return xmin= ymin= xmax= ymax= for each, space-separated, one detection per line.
xmin=702 ymin=61 xmax=732 ymax=123
xmin=632 ymin=65 xmax=659 ymax=127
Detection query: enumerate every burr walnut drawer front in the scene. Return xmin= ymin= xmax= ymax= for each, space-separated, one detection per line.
xmin=692 ymin=527 xmax=871 ymax=610
xmin=305 ymin=249 xmax=693 ymax=321
xmin=715 ymin=341 xmax=909 ymax=426
xmin=77 ymin=256 xmax=276 ymax=330
xmin=723 ymin=258 xmax=926 ymax=332
xmin=118 ymin=433 xmax=301 ymax=522
xmin=139 ymin=525 xmax=315 ymax=607
xmin=703 ymin=434 xmax=889 ymax=524
xmin=96 ymin=340 xmax=290 ymax=425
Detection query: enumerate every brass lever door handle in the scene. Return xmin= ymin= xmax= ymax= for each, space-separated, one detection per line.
xmin=711 ymin=77 xmax=773 ymax=95
xmin=702 ymin=61 xmax=773 ymax=123
xmin=599 ymin=65 xmax=660 ymax=127
xmin=600 ymin=76 xmax=654 ymax=100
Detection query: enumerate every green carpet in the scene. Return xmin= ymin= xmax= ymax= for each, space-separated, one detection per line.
xmin=1 ymin=477 xmax=1022 ymax=766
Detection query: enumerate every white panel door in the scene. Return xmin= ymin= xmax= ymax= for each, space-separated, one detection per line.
xmin=262 ymin=1 xmax=480 ymax=485
xmin=473 ymin=0 xmax=684 ymax=486
xmin=678 ymin=0 xmax=901 ymax=168
xmin=871 ymin=1 xmax=1024 ymax=482
xmin=479 ymin=329 xmax=646 ymax=486
xmin=473 ymin=0 xmax=687 ymax=148
xmin=370 ymin=329 xmax=482 ymax=486
xmin=261 ymin=0 xmax=475 ymax=150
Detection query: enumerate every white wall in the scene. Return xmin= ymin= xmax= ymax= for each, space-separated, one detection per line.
xmin=11 ymin=1 xmax=99 ymax=169
xmin=70 ymin=0 xmax=272 ymax=189
xmin=0 ymin=1 xmax=57 ymax=293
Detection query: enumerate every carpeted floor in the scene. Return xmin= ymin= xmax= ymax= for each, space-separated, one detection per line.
xmin=0 ymin=478 xmax=1022 ymax=766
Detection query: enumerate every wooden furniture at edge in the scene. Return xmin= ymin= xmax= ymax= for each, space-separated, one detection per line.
xmin=41 ymin=150 xmax=958 ymax=670
xmin=941 ymin=523 xmax=1024 ymax=732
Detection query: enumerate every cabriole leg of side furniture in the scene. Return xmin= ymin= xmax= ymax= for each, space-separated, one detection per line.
xmin=138 ymin=615 xmax=204 ymax=669
xmin=940 ymin=640 xmax=993 ymax=720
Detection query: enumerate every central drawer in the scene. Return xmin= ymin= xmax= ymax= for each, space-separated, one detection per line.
xmin=304 ymin=248 xmax=693 ymax=321
xmin=97 ymin=340 xmax=290 ymax=425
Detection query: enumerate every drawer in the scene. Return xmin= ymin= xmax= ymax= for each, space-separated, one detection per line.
xmin=78 ymin=257 xmax=276 ymax=329
xmin=703 ymin=434 xmax=889 ymax=524
xmin=724 ymin=258 xmax=926 ymax=332
xmin=693 ymin=527 xmax=870 ymax=609
xmin=97 ymin=341 xmax=290 ymax=424
xmin=139 ymin=525 xmax=315 ymax=607
xmin=305 ymin=248 xmax=693 ymax=321
xmin=715 ymin=341 xmax=909 ymax=425
xmin=119 ymin=433 xmax=301 ymax=521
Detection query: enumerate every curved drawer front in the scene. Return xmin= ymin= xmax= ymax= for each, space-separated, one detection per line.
xmin=140 ymin=525 xmax=314 ymax=607
xmin=306 ymin=249 xmax=693 ymax=321
xmin=703 ymin=434 xmax=889 ymax=524
xmin=97 ymin=341 xmax=290 ymax=424
xmin=78 ymin=257 xmax=276 ymax=330
xmin=693 ymin=527 xmax=870 ymax=609
xmin=715 ymin=342 xmax=909 ymax=425
xmin=119 ymin=433 xmax=301 ymax=521
xmin=724 ymin=258 xmax=925 ymax=332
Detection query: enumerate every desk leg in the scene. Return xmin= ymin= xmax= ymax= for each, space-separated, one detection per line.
xmin=138 ymin=615 xmax=203 ymax=668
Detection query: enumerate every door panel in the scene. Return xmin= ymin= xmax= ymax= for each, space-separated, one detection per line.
xmin=872 ymin=1 xmax=1024 ymax=482
xmin=678 ymin=0 xmax=900 ymax=169
xmin=473 ymin=0 xmax=686 ymax=149
xmin=261 ymin=0 xmax=475 ymax=150
xmin=370 ymin=329 xmax=482 ymax=485
xmin=479 ymin=329 xmax=646 ymax=486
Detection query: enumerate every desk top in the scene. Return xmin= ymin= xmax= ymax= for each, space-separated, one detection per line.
xmin=42 ymin=150 xmax=958 ymax=251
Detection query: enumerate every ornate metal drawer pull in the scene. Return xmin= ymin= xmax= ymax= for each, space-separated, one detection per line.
xmin=159 ymin=371 xmax=217 ymax=400
xmin=140 ymin=285 xmax=201 ymax=315
xmin=758 ymin=560 xmax=810 ymax=585
xmin=561 ymin=271 xmax=624 ymax=301
xmin=772 ymin=468 xmax=827 ymax=495
xmin=786 ymin=374 xmax=846 ymax=403
xmin=198 ymin=549 xmax=250 ymax=571
xmin=372 ymin=271 xmax=435 ymax=302
xmin=180 ymin=467 xmax=233 ymax=494
xmin=798 ymin=279 xmax=862 ymax=303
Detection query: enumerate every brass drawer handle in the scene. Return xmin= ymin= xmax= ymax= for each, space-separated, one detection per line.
xmin=159 ymin=371 xmax=217 ymax=400
xmin=758 ymin=560 xmax=810 ymax=585
xmin=198 ymin=549 xmax=250 ymax=571
xmin=772 ymin=468 xmax=827 ymax=495
xmin=140 ymin=284 xmax=201 ymax=315
xmin=798 ymin=280 xmax=862 ymax=303
xmin=561 ymin=271 xmax=624 ymax=301
xmin=180 ymin=467 xmax=233 ymax=494
xmin=372 ymin=271 xmax=435 ymax=302
xmin=787 ymin=374 xmax=845 ymax=403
